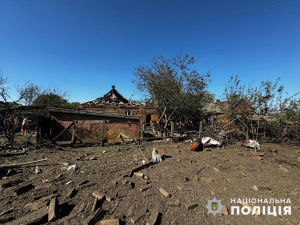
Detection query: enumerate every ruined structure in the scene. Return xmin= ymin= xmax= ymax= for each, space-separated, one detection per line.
xmin=203 ymin=99 xmax=229 ymax=126
xmin=35 ymin=86 xmax=160 ymax=145
xmin=36 ymin=108 xmax=141 ymax=144
xmin=80 ymin=85 xmax=159 ymax=126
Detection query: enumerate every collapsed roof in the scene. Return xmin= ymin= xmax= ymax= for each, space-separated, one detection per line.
xmin=204 ymin=100 xmax=229 ymax=115
xmin=80 ymin=85 xmax=140 ymax=108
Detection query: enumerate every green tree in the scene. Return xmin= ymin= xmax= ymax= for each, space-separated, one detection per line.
xmin=62 ymin=102 xmax=80 ymax=108
xmin=224 ymin=75 xmax=286 ymax=140
xmin=133 ymin=53 xmax=211 ymax=135
xmin=33 ymin=93 xmax=79 ymax=114
xmin=33 ymin=93 xmax=68 ymax=107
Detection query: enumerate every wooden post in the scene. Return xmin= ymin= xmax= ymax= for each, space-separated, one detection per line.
xmin=140 ymin=121 xmax=143 ymax=146
xmin=71 ymin=121 xmax=76 ymax=145
xmin=199 ymin=121 xmax=202 ymax=138
xmin=101 ymin=120 xmax=106 ymax=147
xmin=170 ymin=121 xmax=174 ymax=143
xmin=49 ymin=117 xmax=53 ymax=137
xmin=36 ymin=118 xmax=42 ymax=145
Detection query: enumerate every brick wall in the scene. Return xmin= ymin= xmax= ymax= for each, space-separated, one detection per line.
xmin=49 ymin=111 xmax=140 ymax=142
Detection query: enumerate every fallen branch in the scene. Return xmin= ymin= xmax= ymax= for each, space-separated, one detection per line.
xmin=0 ymin=158 xmax=48 ymax=169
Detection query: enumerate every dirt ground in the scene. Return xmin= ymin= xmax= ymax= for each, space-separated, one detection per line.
xmin=0 ymin=135 xmax=300 ymax=225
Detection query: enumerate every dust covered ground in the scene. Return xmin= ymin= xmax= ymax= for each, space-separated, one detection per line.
xmin=0 ymin=137 xmax=300 ymax=225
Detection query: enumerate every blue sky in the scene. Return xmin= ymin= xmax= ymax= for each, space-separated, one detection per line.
xmin=0 ymin=0 xmax=299 ymax=103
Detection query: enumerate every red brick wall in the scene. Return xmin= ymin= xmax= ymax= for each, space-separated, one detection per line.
xmin=106 ymin=123 xmax=140 ymax=140
xmin=50 ymin=112 xmax=140 ymax=142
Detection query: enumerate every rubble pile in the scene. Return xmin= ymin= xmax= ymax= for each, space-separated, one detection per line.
xmin=0 ymin=139 xmax=299 ymax=224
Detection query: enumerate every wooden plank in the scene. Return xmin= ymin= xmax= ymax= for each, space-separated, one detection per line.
xmin=10 ymin=183 xmax=33 ymax=196
xmin=146 ymin=210 xmax=159 ymax=225
xmin=109 ymin=201 xmax=120 ymax=215
xmin=52 ymin=121 xmax=75 ymax=142
xmin=77 ymin=203 xmax=87 ymax=213
xmin=92 ymin=191 xmax=105 ymax=201
xmin=82 ymin=208 xmax=105 ymax=225
xmin=24 ymin=199 xmax=48 ymax=211
xmin=48 ymin=197 xmax=58 ymax=221
xmin=24 ymin=195 xmax=53 ymax=211
xmin=159 ymin=188 xmax=171 ymax=198
xmin=0 ymin=158 xmax=48 ymax=169
xmin=78 ymin=183 xmax=96 ymax=190
xmin=1 ymin=179 xmax=23 ymax=189
xmin=91 ymin=197 xmax=101 ymax=212
xmin=130 ymin=208 xmax=147 ymax=224
xmin=33 ymin=185 xmax=53 ymax=199
xmin=71 ymin=121 xmax=76 ymax=144
xmin=134 ymin=172 xmax=144 ymax=178
xmin=99 ymin=218 xmax=120 ymax=225
xmin=77 ymin=179 xmax=89 ymax=187
xmin=62 ymin=218 xmax=73 ymax=225
xmin=66 ymin=188 xmax=77 ymax=199
xmin=65 ymin=213 xmax=78 ymax=221
xmin=106 ymin=195 xmax=114 ymax=202
xmin=0 ymin=216 xmax=14 ymax=224
xmin=6 ymin=207 xmax=48 ymax=225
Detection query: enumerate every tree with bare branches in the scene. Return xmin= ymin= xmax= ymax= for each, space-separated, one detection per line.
xmin=0 ymin=71 xmax=43 ymax=145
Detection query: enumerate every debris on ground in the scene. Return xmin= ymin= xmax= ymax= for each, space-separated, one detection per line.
xmin=201 ymin=137 xmax=220 ymax=147
xmin=152 ymin=148 xmax=162 ymax=163
xmin=0 ymin=140 xmax=299 ymax=224
xmin=159 ymin=187 xmax=171 ymax=198
xmin=243 ymin=140 xmax=261 ymax=150
xmin=190 ymin=138 xmax=203 ymax=151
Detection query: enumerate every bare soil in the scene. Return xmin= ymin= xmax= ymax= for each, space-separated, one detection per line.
xmin=0 ymin=136 xmax=300 ymax=225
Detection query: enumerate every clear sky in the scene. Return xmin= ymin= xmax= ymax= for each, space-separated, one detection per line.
xmin=0 ymin=0 xmax=299 ymax=103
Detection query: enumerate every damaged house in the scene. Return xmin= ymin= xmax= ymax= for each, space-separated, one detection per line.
xmin=79 ymin=85 xmax=159 ymax=127
xmin=203 ymin=99 xmax=229 ymax=127
xmin=37 ymin=108 xmax=141 ymax=145
xmin=37 ymin=86 xmax=159 ymax=145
